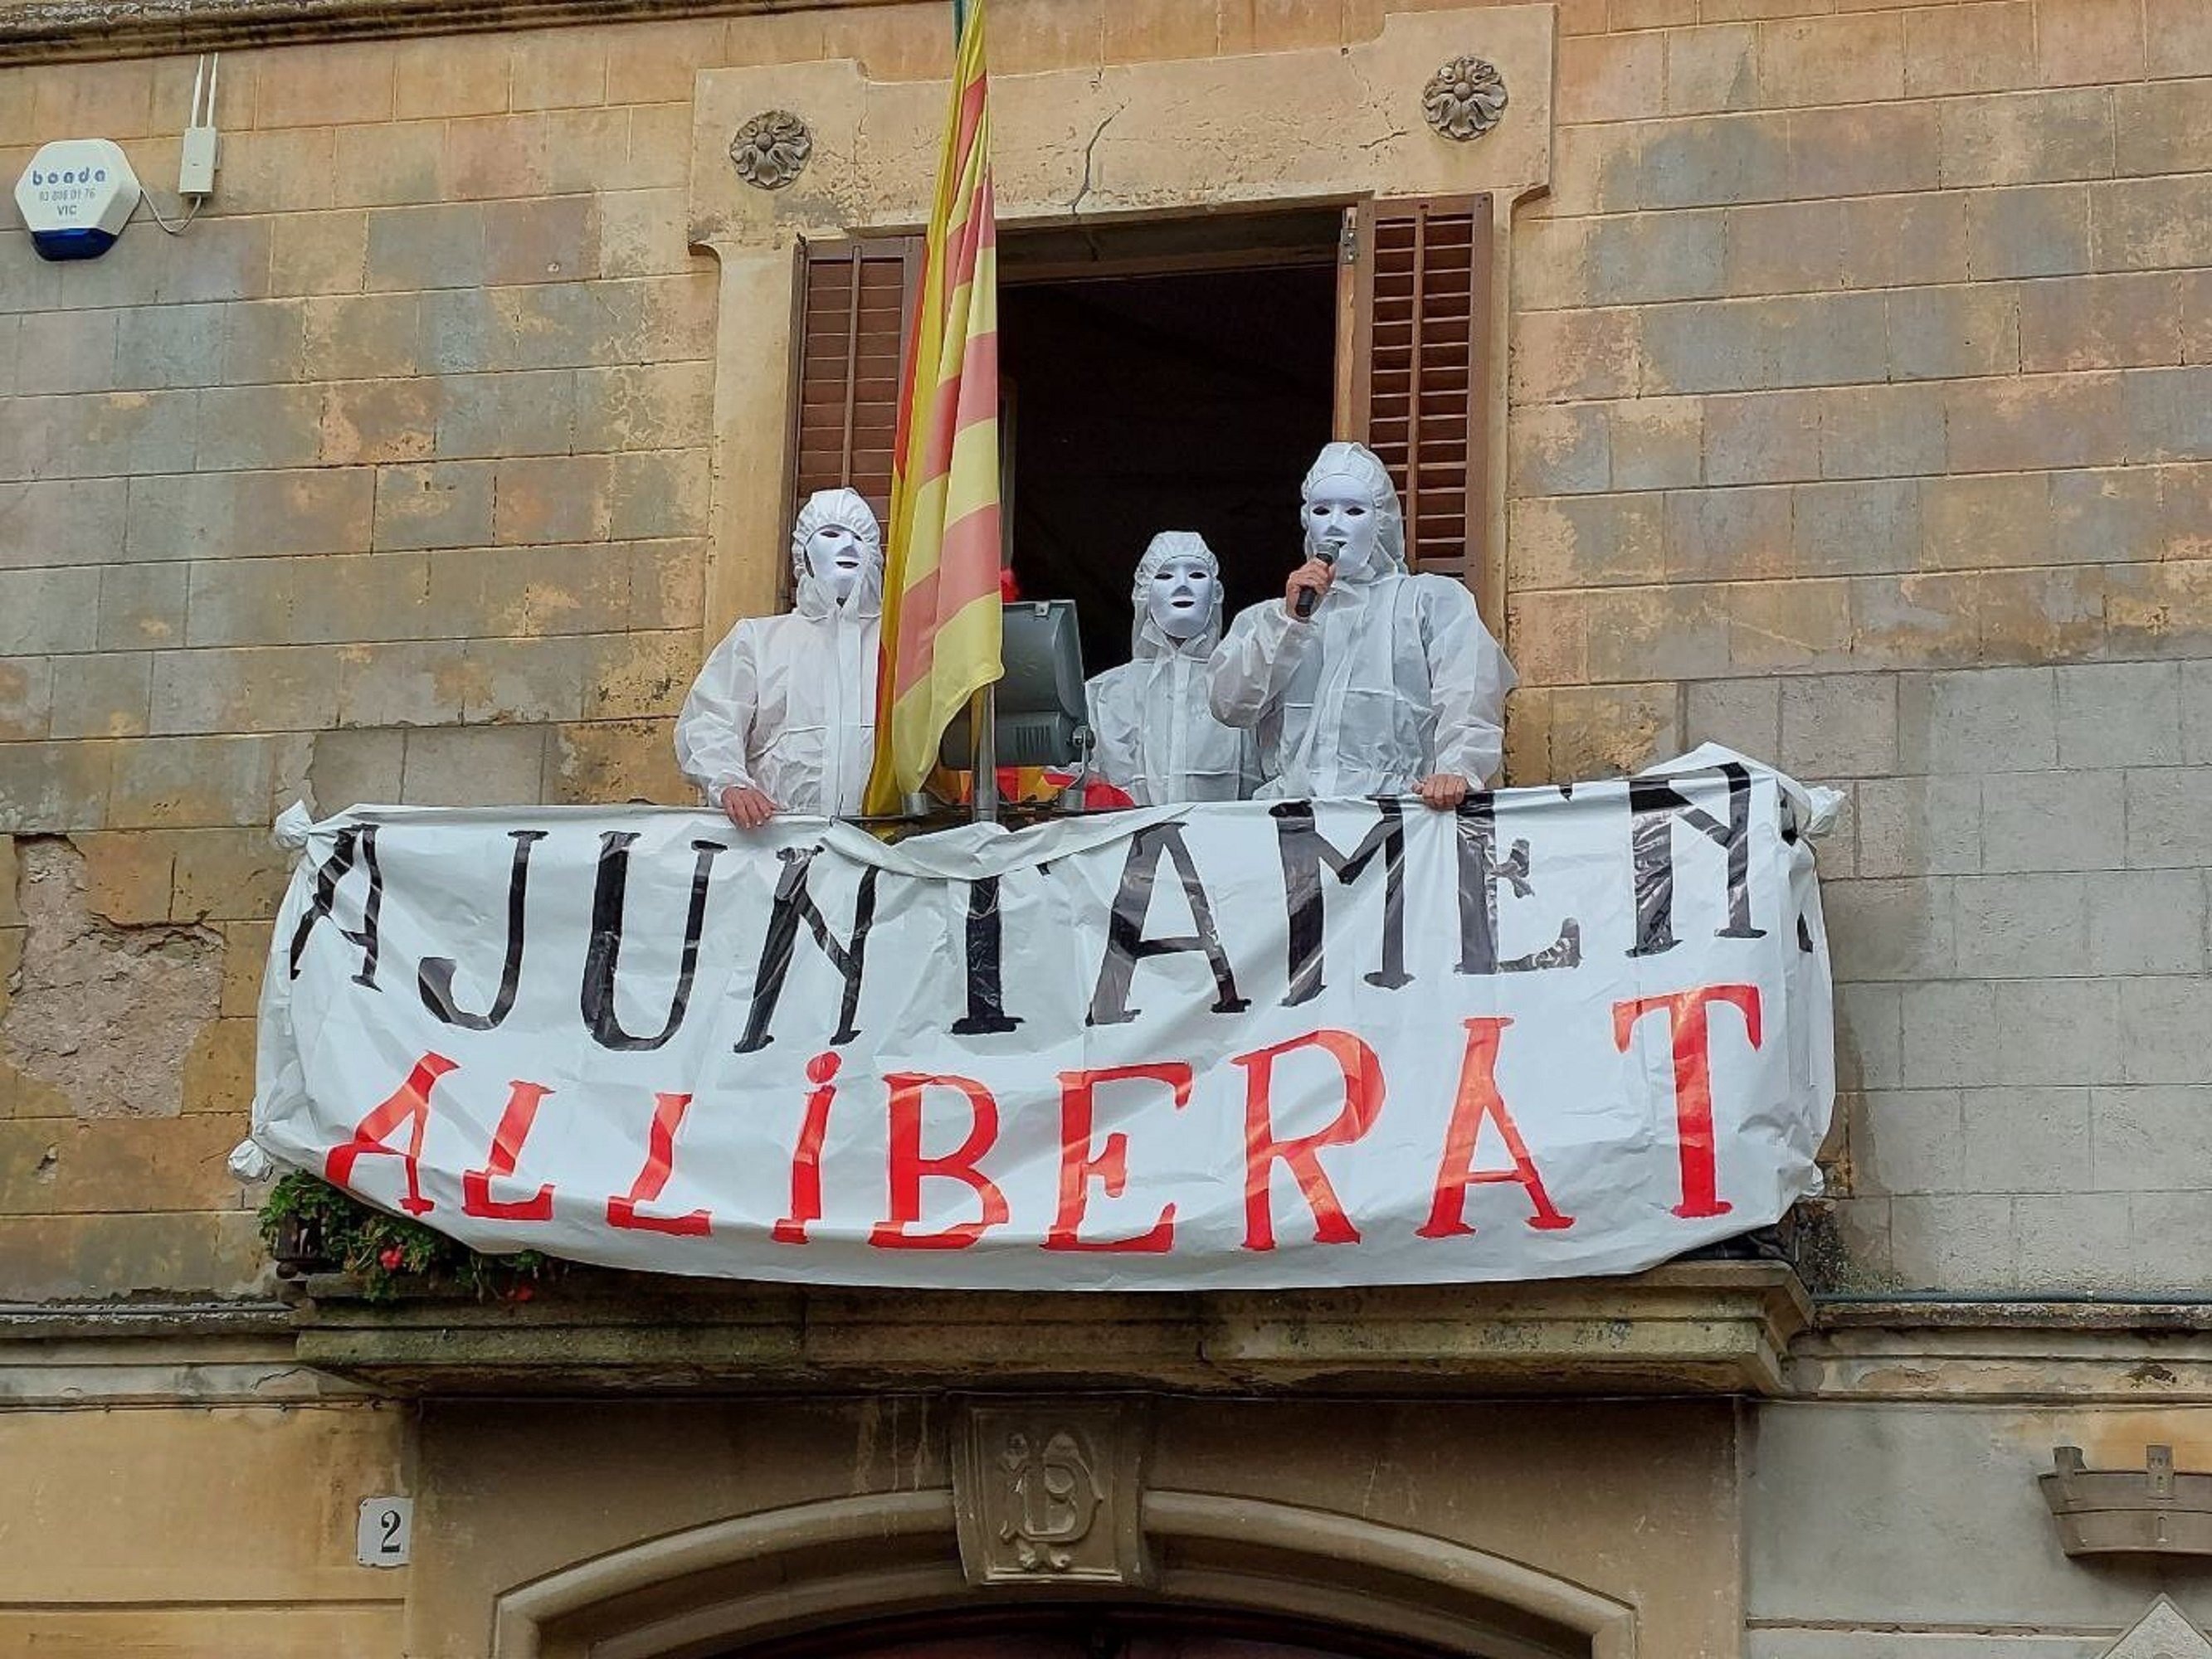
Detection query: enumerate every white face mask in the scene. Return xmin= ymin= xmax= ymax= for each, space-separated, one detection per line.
xmin=1144 ymin=555 xmax=1216 ymax=641
xmin=1301 ymin=472 xmax=1381 ymax=579
xmin=804 ymin=523 xmax=868 ymax=606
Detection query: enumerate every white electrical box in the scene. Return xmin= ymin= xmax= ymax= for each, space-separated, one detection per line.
xmin=179 ymin=124 xmax=219 ymax=197
xmin=14 ymin=139 xmax=140 ymax=260
xmin=178 ymin=53 xmax=221 ymax=197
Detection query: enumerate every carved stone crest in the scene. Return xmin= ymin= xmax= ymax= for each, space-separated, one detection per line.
xmin=730 ymin=109 xmax=812 ymax=190
xmin=1422 ymin=56 xmax=1508 ymax=143
xmin=953 ymin=1400 xmax=1151 ymax=1588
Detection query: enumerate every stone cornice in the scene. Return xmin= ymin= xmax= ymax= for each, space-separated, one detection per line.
xmin=20 ymin=1287 xmax=2212 ymax=1404
xmin=276 ymin=1262 xmax=1810 ymax=1398
xmin=0 ymin=0 xmax=896 ymax=66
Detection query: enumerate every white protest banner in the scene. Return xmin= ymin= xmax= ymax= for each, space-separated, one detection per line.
xmin=248 ymin=750 xmax=1835 ymax=1290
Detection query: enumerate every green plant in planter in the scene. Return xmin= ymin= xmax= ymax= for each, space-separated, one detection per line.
xmin=257 ymin=1171 xmax=558 ymax=1302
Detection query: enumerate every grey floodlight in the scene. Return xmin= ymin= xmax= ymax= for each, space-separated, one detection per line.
xmin=939 ymin=600 xmax=1088 ymax=771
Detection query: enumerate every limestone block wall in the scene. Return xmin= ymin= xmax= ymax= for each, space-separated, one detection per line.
xmin=0 ymin=14 xmax=728 ymax=1298
xmin=1746 ymin=1399 xmax=2212 ymax=1653
xmin=0 ymin=0 xmax=2207 ymax=1305
xmin=0 ymin=1389 xmax=407 ymax=1657
xmin=1506 ymin=0 xmax=2212 ymax=1295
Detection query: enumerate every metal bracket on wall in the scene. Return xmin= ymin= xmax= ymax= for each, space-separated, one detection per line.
xmin=2041 ymin=1444 xmax=2212 ymax=1557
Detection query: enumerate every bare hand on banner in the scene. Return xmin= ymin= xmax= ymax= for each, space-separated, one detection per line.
xmin=1414 ymin=774 xmax=1469 ymax=811
xmin=1284 ymin=557 xmax=1335 ymax=619
xmin=721 ymin=786 xmax=779 ymax=829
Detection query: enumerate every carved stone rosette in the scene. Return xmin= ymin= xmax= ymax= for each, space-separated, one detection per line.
xmin=730 ymin=109 xmax=812 ymax=190
xmin=1422 ymin=56 xmax=1508 ymax=142
xmin=952 ymin=1399 xmax=1152 ymax=1588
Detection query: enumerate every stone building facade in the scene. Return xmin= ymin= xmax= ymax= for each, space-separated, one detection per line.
xmin=4 ymin=0 xmax=2212 ymax=1653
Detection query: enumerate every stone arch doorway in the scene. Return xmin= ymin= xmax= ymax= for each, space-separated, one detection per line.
xmin=488 ymin=1490 xmax=1635 ymax=1659
xmin=722 ymin=1605 xmax=1478 ymax=1659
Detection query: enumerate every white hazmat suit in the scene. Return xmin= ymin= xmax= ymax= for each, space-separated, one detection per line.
xmin=1084 ymin=532 xmax=1255 ymax=805
xmin=675 ymin=488 xmax=883 ymax=819
xmin=1208 ymin=442 xmax=1514 ymax=798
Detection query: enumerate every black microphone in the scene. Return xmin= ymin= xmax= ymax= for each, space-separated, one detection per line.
xmin=1293 ymin=547 xmax=1337 ymax=620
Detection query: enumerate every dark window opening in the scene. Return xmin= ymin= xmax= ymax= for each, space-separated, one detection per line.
xmin=720 ymin=1603 xmax=1481 ymax=1659
xmin=999 ymin=221 xmax=1339 ymax=681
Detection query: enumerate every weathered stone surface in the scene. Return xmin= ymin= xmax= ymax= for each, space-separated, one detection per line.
xmin=168 ymin=829 xmax=294 ymax=924
xmin=0 ymin=1114 xmax=248 ymax=1214
xmin=151 ymin=647 xmax=342 ymax=736
xmin=1967 ymin=182 xmax=2093 ymax=278
xmin=269 ymin=209 xmax=371 ymax=297
xmin=105 ymin=734 xmax=290 ymax=830
xmin=2038 ymin=0 xmax=2146 ymax=86
xmin=399 ymin=724 xmax=548 ymax=806
xmin=369 ymin=460 xmax=495 ymax=552
xmin=0 ymin=1608 xmax=405 ymax=1659
xmin=2089 ymin=175 xmax=2212 ymax=272
xmin=0 ymin=1396 xmax=399 ymax=1624
xmin=1889 ymin=285 xmax=2021 ymax=382
xmin=1683 ymin=675 xmax=1779 ymax=756
xmin=334 ymin=640 xmax=470 ymax=727
xmin=0 ymin=742 xmax=113 ymax=835
xmin=1509 ymin=307 xmax=1641 ymax=403
xmin=548 ymin=717 xmax=689 ymax=804
xmin=1849 ymin=571 xmax=1973 ymax=672
xmin=1906 ymin=2 xmax=2038 ymax=100
xmin=460 ymin=635 xmax=589 ymax=723
xmin=494 ymin=454 xmax=613 ymax=544
xmin=1508 ymin=492 xmax=1667 ymax=590
xmin=1819 ymin=382 xmax=1946 ymax=480
xmin=1605 ymin=394 xmax=1702 ymax=489
xmin=1791 ymin=481 xmax=1917 ymax=587
xmin=1941 ymin=87 xmax=2115 ymax=189
xmin=0 ymin=656 xmax=53 ymax=744
xmin=1509 ymin=402 xmax=1610 ymax=495
xmin=1545 ymin=682 xmax=1680 ymax=778
xmin=0 ymin=839 xmax=218 ymax=1120
xmin=125 ymin=468 xmax=377 ymax=562
xmin=1705 ymin=389 xmax=1820 ymax=485
xmin=306 ymin=727 xmax=404 ymax=814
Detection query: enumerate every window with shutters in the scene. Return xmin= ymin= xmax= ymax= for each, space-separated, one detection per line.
xmin=792 ymin=238 xmax=922 ymax=530
xmin=1343 ymin=195 xmax=1495 ymax=601
xmin=782 ymin=202 xmax=1496 ymax=669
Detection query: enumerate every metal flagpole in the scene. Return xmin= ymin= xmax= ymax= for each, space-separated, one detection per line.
xmin=970 ymin=686 xmax=997 ymax=823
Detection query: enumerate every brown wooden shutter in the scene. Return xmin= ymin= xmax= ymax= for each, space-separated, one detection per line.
xmin=1343 ymin=195 xmax=1494 ymax=598
xmin=792 ymin=237 xmax=922 ymax=528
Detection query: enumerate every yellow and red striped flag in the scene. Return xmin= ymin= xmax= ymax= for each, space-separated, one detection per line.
xmin=864 ymin=0 xmax=1002 ymax=814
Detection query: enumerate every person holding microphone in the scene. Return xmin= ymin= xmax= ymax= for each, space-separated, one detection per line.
xmin=1206 ymin=440 xmax=1514 ymax=808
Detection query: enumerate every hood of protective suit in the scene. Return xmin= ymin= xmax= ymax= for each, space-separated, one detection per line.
xmin=1129 ymin=530 xmax=1225 ymax=660
xmin=790 ymin=487 xmax=886 ymax=620
xmin=1300 ymin=440 xmax=1407 ymax=580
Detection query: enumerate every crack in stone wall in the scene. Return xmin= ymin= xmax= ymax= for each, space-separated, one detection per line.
xmin=1 ymin=838 xmax=222 ymax=1120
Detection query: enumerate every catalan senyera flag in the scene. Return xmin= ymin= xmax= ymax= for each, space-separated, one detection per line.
xmin=864 ymin=0 xmax=1002 ymax=814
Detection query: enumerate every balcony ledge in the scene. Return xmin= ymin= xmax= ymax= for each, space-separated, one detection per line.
xmin=281 ymin=1261 xmax=1810 ymax=1397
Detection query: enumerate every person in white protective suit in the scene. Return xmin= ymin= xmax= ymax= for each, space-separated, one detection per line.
xmin=1207 ymin=441 xmax=1515 ymax=810
xmin=675 ymin=488 xmax=882 ymax=828
xmin=1084 ymin=531 xmax=1256 ymax=805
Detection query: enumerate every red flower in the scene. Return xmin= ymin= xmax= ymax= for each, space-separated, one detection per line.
xmin=378 ymin=1245 xmax=404 ymax=1272
xmin=509 ymin=1283 xmax=535 ymax=1302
